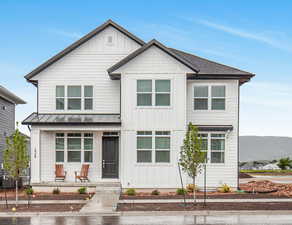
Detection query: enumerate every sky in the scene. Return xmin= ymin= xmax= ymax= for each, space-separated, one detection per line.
xmin=1 ymin=0 xmax=292 ymax=137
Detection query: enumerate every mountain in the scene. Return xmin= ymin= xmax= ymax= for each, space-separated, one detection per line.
xmin=239 ymin=136 xmax=292 ymax=162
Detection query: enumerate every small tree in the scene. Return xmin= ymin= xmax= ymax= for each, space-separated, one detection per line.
xmin=277 ymin=157 xmax=292 ymax=170
xmin=179 ymin=123 xmax=206 ymax=203
xmin=3 ymin=127 xmax=29 ymax=207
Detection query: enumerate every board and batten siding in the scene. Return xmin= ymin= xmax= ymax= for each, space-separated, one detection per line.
xmin=33 ymin=26 xmax=141 ymax=114
xmin=117 ymin=45 xmax=193 ymax=188
xmin=0 ymin=97 xmax=15 ymax=166
xmin=186 ymin=80 xmax=239 ymax=188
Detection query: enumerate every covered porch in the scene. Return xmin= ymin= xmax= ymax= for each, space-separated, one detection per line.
xmin=23 ymin=113 xmax=122 ymax=188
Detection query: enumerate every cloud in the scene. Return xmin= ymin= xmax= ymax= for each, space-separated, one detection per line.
xmin=46 ymin=28 xmax=82 ymax=39
xmin=189 ymin=19 xmax=292 ymax=52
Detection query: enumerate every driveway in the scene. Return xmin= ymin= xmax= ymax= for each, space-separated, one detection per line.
xmin=2 ymin=215 xmax=292 ymax=225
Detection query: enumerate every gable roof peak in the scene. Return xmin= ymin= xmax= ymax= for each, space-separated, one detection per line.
xmin=24 ymin=19 xmax=145 ymax=82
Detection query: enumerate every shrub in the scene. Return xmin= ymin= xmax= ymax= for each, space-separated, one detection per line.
xmin=186 ymin=184 xmax=199 ymax=193
xmin=52 ymin=188 xmax=60 ymax=194
xmin=78 ymin=187 xmax=87 ymax=194
xmin=125 ymin=188 xmax=136 ymax=196
xmin=24 ymin=187 xmax=34 ymax=195
xmin=151 ymin=189 xmax=160 ymax=195
xmin=278 ymin=157 xmax=292 ymax=170
xmin=176 ymin=188 xmax=187 ymax=195
xmin=218 ymin=184 xmax=231 ymax=193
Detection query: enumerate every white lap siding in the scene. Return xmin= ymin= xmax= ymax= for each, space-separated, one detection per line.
xmin=186 ymin=80 xmax=239 ymax=189
xmin=33 ymin=26 xmax=141 ymax=114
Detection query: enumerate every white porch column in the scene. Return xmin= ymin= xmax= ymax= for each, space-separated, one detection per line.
xmin=30 ymin=127 xmax=41 ymax=183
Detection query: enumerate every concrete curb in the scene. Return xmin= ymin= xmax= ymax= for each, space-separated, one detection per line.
xmin=119 ymin=210 xmax=292 ymax=216
xmin=119 ymin=198 xmax=292 ymax=203
xmin=2 ymin=210 xmax=292 ymax=217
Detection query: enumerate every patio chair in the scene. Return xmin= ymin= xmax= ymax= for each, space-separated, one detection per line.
xmin=55 ymin=164 xmax=67 ymax=182
xmin=75 ymin=164 xmax=90 ymax=182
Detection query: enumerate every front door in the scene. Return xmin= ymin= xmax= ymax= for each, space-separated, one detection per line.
xmin=102 ymin=136 xmax=119 ymax=178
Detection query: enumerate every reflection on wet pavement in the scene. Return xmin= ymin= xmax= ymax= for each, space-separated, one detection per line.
xmin=1 ymin=215 xmax=292 ymax=225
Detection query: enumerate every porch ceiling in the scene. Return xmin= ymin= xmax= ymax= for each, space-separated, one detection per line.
xmin=22 ymin=113 xmax=121 ymax=126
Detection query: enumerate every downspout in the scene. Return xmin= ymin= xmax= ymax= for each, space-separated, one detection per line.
xmin=237 ymin=81 xmax=240 ymax=190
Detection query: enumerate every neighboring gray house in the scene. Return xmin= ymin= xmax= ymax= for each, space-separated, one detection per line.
xmin=0 ymin=85 xmax=26 ymax=170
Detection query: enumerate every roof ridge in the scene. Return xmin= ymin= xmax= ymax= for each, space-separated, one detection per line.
xmin=169 ymin=48 xmax=253 ymax=75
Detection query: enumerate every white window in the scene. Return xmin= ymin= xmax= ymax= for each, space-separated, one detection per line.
xmin=198 ymin=133 xmax=225 ymax=164
xmin=211 ymin=86 xmax=225 ymax=110
xmin=137 ymin=80 xmax=171 ymax=107
xmin=56 ymin=86 xmax=65 ymax=110
xmin=155 ymin=131 xmax=170 ymax=163
xmin=67 ymin=133 xmax=82 ymax=162
xmin=67 ymin=86 xmax=81 ymax=110
xmin=55 ymin=133 xmax=93 ymax=163
xmin=84 ymin=133 xmax=93 ymax=162
xmin=55 ymin=133 xmax=65 ymax=162
xmin=137 ymin=80 xmax=152 ymax=106
xmin=84 ymin=86 xmax=93 ymax=110
xmin=136 ymin=131 xmax=152 ymax=162
xmin=199 ymin=133 xmax=208 ymax=162
xmin=56 ymin=86 xmax=94 ymax=110
xmin=211 ymin=134 xmax=225 ymax=163
xmin=193 ymin=85 xmax=226 ymax=110
xmin=155 ymin=80 xmax=170 ymax=106
xmin=194 ymin=86 xmax=208 ymax=110
xmin=136 ymin=131 xmax=171 ymax=163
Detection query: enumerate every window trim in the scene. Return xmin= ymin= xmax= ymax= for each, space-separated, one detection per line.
xmin=136 ymin=79 xmax=172 ymax=108
xmin=136 ymin=130 xmax=171 ymax=164
xmin=198 ymin=132 xmax=226 ymax=164
xmin=55 ymin=85 xmax=94 ymax=111
xmin=55 ymin=132 xmax=94 ymax=164
xmin=193 ymin=84 xmax=226 ymax=112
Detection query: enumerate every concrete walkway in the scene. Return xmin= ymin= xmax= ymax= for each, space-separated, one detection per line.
xmin=119 ymin=198 xmax=292 ymax=203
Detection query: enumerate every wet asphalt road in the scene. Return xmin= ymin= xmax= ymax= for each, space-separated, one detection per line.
xmin=1 ymin=215 xmax=292 ymax=225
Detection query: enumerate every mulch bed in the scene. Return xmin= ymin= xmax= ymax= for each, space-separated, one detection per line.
xmin=0 ymin=204 xmax=84 ymax=212
xmin=0 ymin=191 xmax=93 ymax=201
xmin=117 ymin=202 xmax=292 ymax=211
xmin=239 ymin=172 xmax=253 ymax=178
xmin=121 ymin=192 xmax=292 ymax=200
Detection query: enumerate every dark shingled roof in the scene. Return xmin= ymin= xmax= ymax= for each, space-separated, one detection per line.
xmin=24 ymin=19 xmax=254 ymax=85
xmin=22 ymin=113 xmax=121 ymax=125
xmin=169 ymin=48 xmax=253 ymax=75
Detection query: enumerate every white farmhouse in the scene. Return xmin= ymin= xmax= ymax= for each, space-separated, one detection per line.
xmin=23 ymin=20 xmax=254 ymax=191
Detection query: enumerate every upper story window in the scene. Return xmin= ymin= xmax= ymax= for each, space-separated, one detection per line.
xmin=211 ymin=86 xmax=225 ymax=110
xmin=56 ymin=86 xmax=65 ymax=110
xmin=194 ymin=85 xmax=225 ymax=110
xmin=84 ymin=86 xmax=93 ymax=110
xmin=56 ymin=85 xmax=93 ymax=110
xmin=68 ymin=86 xmax=81 ymax=110
xmin=137 ymin=79 xmax=171 ymax=107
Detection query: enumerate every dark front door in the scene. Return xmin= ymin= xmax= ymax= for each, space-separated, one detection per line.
xmin=102 ymin=136 xmax=119 ymax=178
